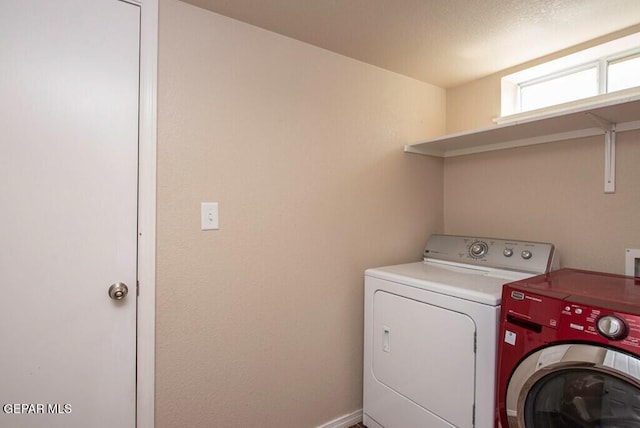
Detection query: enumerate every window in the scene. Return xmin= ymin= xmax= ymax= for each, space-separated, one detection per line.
xmin=501 ymin=33 xmax=640 ymax=118
xmin=520 ymin=65 xmax=598 ymax=112
xmin=608 ymin=53 xmax=640 ymax=92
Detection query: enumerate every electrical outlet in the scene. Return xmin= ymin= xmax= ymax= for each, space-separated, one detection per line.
xmin=201 ymin=202 xmax=219 ymax=230
xmin=626 ymin=249 xmax=640 ymax=277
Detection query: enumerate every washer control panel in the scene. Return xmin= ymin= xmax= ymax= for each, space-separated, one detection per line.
xmin=424 ymin=234 xmax=557 ymax=274
xmin=560 ymin=303 xmax=640 ymax=350
xmin=504 ymin=284 xmax=640 ymax=354
xmin=504 ymin=269 xmax=640 ymax=357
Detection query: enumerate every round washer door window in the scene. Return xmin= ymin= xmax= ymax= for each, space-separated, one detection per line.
xmin=506 ymin=344 xmax=640 ymax=427
xmin=524 ymin=368 xmax=640 ymax=427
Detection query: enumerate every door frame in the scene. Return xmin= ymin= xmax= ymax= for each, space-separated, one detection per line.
xmin=133 ymin=0 xmax=157 ymax=427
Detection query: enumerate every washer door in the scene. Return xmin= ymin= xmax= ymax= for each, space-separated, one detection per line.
xmin=506 ymin=344 xmax=640 ymax=427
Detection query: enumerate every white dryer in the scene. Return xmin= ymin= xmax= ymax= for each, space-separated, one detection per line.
xmin=363 ymin=234 xmax=558 ymax=428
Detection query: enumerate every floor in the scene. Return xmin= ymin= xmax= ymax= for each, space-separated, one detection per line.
xmin=348 ymin=424 xmax=366 ymax=428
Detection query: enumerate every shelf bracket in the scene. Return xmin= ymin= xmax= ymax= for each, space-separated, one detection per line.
xmin=586 ymin=112 xmax=616 ymax=194
xmin=604 ymin=124 xmax=616 ymax=194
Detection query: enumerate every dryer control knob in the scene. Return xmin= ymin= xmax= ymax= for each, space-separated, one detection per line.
xmin=469 ymin=241 xmax=488 ymax=258
xmin=597 ymin=315 xmax=628 ymax=340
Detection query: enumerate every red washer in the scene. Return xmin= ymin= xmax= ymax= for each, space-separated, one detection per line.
xmin=496 ymin=268 xmax=640 ymax=428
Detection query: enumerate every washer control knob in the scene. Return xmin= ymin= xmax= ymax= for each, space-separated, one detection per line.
xmin=503 ymin=248 xmax=514 ymax=257
xmin=470 ymin=241 xmax=488 ymax=258
xmin=597 ymin=315 xmax=628 ymax=340
xmin=521 ymin=250 xmax=532 ymax=260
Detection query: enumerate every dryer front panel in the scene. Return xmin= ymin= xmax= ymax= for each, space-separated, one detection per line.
xmin=372 ymin=290 xmax=476 ymax=428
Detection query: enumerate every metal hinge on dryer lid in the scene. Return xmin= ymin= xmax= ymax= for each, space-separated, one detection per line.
xmin=136 ymin=280 xmax=140 ymax=296
xmin=473 ymin=332 xmax=477 ymax=353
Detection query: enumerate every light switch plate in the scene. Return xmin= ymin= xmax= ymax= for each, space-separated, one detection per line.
xmin=201 ymin=202 xmax=219 ymax=230
xmin=626 ymin=249 xmax=640 ymax=277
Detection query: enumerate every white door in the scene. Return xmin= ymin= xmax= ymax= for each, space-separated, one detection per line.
xmin=0 ymin=0 xmax=139 ymax=427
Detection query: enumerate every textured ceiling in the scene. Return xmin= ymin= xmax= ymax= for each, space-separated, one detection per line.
xmin=180 ymin=0 xmax=640 ymax=88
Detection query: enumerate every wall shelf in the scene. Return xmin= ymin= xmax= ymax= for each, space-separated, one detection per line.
xmin=404 ymin=93 xmax=640 ymax=159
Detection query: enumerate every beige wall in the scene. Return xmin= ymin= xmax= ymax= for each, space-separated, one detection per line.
xmin=445 ymin=36 xmax=640 ymax=275
xmin=444 ymin=132 xmax=640 ymax=274
xmin=156 ymin=1 xmax=445 ymax=427
xmin=446 ymin=75 xmax=501 ymax=134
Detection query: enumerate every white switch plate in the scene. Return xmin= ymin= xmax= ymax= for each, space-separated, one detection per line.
xmin=626 ymin=249 xmax=640 ymax=277
xmin=201 ymin=202 xmax=219 ymax=230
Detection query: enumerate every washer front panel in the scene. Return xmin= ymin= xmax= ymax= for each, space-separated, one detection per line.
xmin=497 ymin=269 xmax=640 ymax=428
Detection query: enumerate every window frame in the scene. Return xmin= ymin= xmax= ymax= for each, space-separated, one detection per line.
xmin=517 ymin=61 xmax=600 ymax=112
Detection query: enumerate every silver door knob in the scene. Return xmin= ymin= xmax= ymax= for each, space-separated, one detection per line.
xmin=108 ymin=282 xmax=129 ymax=300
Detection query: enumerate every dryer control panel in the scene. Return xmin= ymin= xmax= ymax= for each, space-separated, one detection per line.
xmin=423 ymin=234 xmax=557 ymax=274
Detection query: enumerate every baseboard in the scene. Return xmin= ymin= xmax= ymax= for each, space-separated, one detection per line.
xmin=317 ymin=409 xmax=362 ymax=428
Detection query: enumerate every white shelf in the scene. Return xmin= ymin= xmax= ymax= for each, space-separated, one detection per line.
xmin=405 ymin=93 xmax=640 ymax=158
